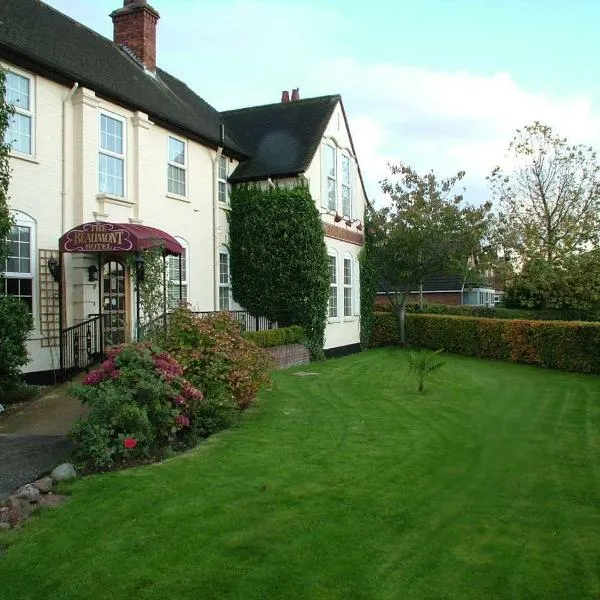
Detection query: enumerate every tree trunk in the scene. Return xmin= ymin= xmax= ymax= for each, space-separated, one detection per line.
xmin=395 ymin=298 xmax=407 ymax=345
xmin=419 ymin=283 xmax=423 ymax=310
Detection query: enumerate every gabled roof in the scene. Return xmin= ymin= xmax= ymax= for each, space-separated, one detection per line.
xmin=222 ymin=95 xmax=340 ymax=183
xmin=0 ymin=0 xmax=245 ymax=156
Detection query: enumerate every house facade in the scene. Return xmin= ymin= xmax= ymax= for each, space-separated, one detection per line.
xmin=1 ymin=0 xmax=367 ymax=380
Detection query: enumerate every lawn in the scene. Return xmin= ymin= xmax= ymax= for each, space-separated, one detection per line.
xmin=1 ymin=348 xmax=600 ymax=599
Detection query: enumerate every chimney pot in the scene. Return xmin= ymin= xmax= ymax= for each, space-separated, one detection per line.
xmin=281 ymin=90 xmax=290 ymax=103
xmin=291 ymin=88 xmax=300 ymax=101
xmin=111 ymin=0 xmax=160 ymax=72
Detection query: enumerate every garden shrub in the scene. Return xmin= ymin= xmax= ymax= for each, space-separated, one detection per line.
xmin=164 ymin=307 xmax=273 ymax=409
xmin=370 ymin=311 xmax=600 ymax=374
xmin=0 ymin=296 xmax=33 ymax=400
xmin=69 ymin=343 xmax=206 ymax=470
xmin=375 ymin=300 xmax=598 ymax=322
xmin=243 ymin=325 xmax=305 ymax=348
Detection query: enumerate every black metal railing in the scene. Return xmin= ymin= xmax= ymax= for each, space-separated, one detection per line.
xmin=60 ymin=314 xmax=104 ymax=375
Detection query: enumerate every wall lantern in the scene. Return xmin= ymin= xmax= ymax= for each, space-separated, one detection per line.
xmin=47 ymin=258 xmax=61 ymax=283
xmin=134 ymin=252 xmax=145 ymax=283
xmin=87 ymin=264 xmax=99 ymax=282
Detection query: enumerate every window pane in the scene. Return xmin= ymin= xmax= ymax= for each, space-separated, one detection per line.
xmin=219 ymin=287 xmax=230 ymax=311
xmin=344 ymin=287 xmax=352 ymax=317
xmin=219 ymin=155 xmax=227 ymax=179
xmin=326 ymin=145 xmax=336 ymax=177
xmin=168 ymin=165 xmax=186 ymax=196
xmin=99 ymin=154 xmax=124 ymax=196
xmin=344 ymin=259 xmax=352 ymax=285
xmin=342 ymin=155 xmax=350 ymax=185
xmin=328 ymin=287 xmax=337 ymax=318
xmin=218 ymin=181 xmax=228 ymax=203
xmin=6 ymin=113 xmax=32 ymax=154
xmin=100 ymin=115 xmax=123 ymax=154
xmin=342 ymin=186 xmax=351 ymax=218
xmin=219 ymin=252 xmax=229 ymax=284
xmin=169 ymin=137 xmax=185 ymax=165
xmin=6 ymin=73 xmax=30 ymax=110
xmin=329 ymin=255 xmax=337 ymax=284
xmin=4 ymin=277 xmax=33 ymax=313
xmin=327 ymin=178 xmax=336 ymax=211
xmin=5 ymin=226 xmax=31 ymax=274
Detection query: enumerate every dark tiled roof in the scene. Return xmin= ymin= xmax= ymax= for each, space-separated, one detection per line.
xmin=419 ymin=275 xmax=464 ymax=292
xmin=222 ymin=96 xmax=340 ymax=183
xmin=0 ymin=0 xmax=245 ymax=155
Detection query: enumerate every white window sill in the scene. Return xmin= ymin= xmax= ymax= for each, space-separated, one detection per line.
xmin=343 ymin=317 xmax=356 ymax=322
xmin=9 ymin=152 xmax=38 ymax=164
xmin=218 ymin=201 xmax=231 ymax=210
xmin=167 ymin=193 xmax=190 ymax=203
xmin=327 ymin=317 xmax=341 ymax=324
xmin=97 ymin=193 xmax=133 ymax=207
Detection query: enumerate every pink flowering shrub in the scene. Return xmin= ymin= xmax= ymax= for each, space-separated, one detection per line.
xmin=70 ymin=343 xmax=207 ymax=470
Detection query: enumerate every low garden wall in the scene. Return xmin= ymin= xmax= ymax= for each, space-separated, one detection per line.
xmin=371 ymin=312 xmax=600 ymax=375
xmin=266 ymin=344 xmax=310 ymax=369
xmin=243 ymin=325 xmax=309 ymax=369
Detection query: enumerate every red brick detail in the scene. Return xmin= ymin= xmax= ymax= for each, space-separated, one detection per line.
xmin=266 ymin=344 xmax=310 ymax=369
xmin=323 ymin=223 xmax=364 ymax=246
xmin=112 ymin=2 xmax=160 ymax=72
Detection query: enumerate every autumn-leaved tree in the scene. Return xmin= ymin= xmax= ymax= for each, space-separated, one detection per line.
xmin=489 ymin=121 xmax=600 ymax=265
xmin=371 ymin=163 xmax=492 ymax=344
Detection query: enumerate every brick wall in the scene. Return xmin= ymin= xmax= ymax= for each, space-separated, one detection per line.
xmin=266 ymin=344 xmax=310 ymax=369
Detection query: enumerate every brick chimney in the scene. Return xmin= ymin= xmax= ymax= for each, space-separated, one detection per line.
xmin=111 ymin=0 xmax=160 ymax=72
xmin=291 ymin=88 xmax=300 ymax=101
xmin=281 ymin=90 xmax=290 ymax=103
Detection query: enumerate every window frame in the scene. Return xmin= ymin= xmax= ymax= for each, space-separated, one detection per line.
xmin=219 ymin=247 xmax=232 ymax=311
xmin=341 ymin=153 xmax=352 ymax=218
xmin=328 ymin=250 xmax=339 ymax=320
xmin=218 ymin=155 xmax=229 ymax=205
xmin=167 ymin=135 xmax=187 ymax=198
xmin=343 ymin=253 xmax=353 ymax=318
xmin=3 ymin=211 xmax=36 ymax=317
xmin=4 ymin=68 xmax=35 ymax=157
xmin=324 ymin=143 xmax=337 ymax=211
xmin=98 ymin=110 xmax=127 ymax=198
xmin=167 ymin=238 xmax=189 ymax=309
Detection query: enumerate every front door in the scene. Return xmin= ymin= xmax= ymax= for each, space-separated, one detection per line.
xmin=102 ymin=258 xmax=128 ymax=347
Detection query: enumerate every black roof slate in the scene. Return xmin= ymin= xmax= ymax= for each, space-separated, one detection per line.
xmin=222 ymin=96 xmax=339 ymax=183
xmin=0 ymin=0 xmax=245 ymax=156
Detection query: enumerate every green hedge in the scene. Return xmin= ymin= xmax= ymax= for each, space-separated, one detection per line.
xmin=375 ymin=300 xmax=598 ymax=322
xmin=243 ymin=326 xmax=305 ymax=348
xmin=370 ymin=312 xmax=600 ymax=374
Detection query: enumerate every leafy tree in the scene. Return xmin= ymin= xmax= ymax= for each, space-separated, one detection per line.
xmin=371 ymin=163 xmax=492 ymax=344
xmin=489 ymin=121 xmax=600 ymax=265
xmin=229 ymin=185 xmax=329 ymax=359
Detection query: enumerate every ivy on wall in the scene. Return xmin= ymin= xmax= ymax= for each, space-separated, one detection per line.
xmin=359 ymin=214 xmax=377 ymax=349
xmin=0 ymin=70 xmax=14 ymax=268
xmin=229 ymin=184 xmax=329 ymax=359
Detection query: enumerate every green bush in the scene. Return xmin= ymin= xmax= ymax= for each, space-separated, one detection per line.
xmin=370 ymin=311 xmax=600 ymax=374
xmin=0 ymin=296 xmax=33 ymax=399
xmin=376 ymin=300 xmax=597 ymax=322
xmin=69 ymin=343 xmax=207 ymax=470
xmin=243 ymin=325 xmax=305 ymax=348
xmin=164 ymin=308 xmax=273 ymax=409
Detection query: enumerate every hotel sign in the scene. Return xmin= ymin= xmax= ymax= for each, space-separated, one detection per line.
xmin=61 ymin=223 xmax=134 ymax=253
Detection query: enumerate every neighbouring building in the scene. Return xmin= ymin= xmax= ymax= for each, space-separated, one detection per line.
xmin=0 ymin=0 xmax=367 ymax=381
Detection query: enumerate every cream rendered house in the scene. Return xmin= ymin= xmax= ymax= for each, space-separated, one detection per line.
xmin=0 ymin=0 xmax=367 ymax=381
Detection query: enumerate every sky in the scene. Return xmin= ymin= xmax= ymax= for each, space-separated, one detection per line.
xmin=44 ymin=0 xmax=600 ymax=206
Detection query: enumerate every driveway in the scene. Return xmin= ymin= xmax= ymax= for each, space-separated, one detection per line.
xmin=0 ymin=382 xmax=88 ymax=500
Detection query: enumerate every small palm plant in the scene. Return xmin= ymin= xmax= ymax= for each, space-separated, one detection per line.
xmin=408 ymin=349 xmax=445 ymax=393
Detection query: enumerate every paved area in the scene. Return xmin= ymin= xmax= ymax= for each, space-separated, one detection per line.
xmin=0 ymin=382 xmax=88 ymax=499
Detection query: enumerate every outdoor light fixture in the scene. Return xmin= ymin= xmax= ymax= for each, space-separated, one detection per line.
xmin=345 ymin=218 xmax=353 ymax=227
xmin=47 ymin=258 xmax=61 ymax=283
xmin=356 ymin=220 xmax=363 ymax=232
xmin=324 ymin=208 xmax=344 ymax=223
xmin=134 ymin=252 xmax=145 ymax=283
xmin=87 ymin=264 xmax=98 ymax=282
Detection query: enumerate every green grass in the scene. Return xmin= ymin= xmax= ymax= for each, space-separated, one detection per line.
xmin=2 ymin=348 xmax=600 ymax=599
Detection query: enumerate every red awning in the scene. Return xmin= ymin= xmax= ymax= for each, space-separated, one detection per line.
xmin=59 ymin=222 xmax=183 ymax=256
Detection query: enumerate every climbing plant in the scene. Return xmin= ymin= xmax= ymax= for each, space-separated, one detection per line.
xmin=229 ymin=184 xmax=329 ymax=359
xmin=359 ymin=212 xmax=377 ymax=349
xmin=0 ymin=69 xmax=14 ymax=267
xmin=127 ymin=247 xmax=169 ymax=326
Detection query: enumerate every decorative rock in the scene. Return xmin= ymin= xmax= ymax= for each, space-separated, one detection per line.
xmin=0 ymin=403 xmax=4 ymax=414
xmin=50 ymin=463 xmax=77 ymax=482
xmin=0 ymin=522 xmax=10 ymax=531
xmin=38 ymin=494 xmax=68 ymax=508
xmin=15 ymin=484 xmax=41 ymax=503
xmin=6 ymin=497 xmax=32 ymax=526
xmin=33 ymin=477 xmax=53 ymax=494
xmin=0 ymin=506 xmax=9 ymax=524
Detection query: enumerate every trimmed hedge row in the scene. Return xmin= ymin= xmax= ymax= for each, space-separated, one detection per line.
xmin=370 ymin=312 xmax=600 ymax=374
xmin=375 ymin=301 xmax=598 ymax=322
xmin=243 ymin=325 xmax=305 ymax=348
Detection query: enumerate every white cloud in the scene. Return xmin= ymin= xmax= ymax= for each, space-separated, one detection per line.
xmin=45 ymin=1 xmax=600 ymax=207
